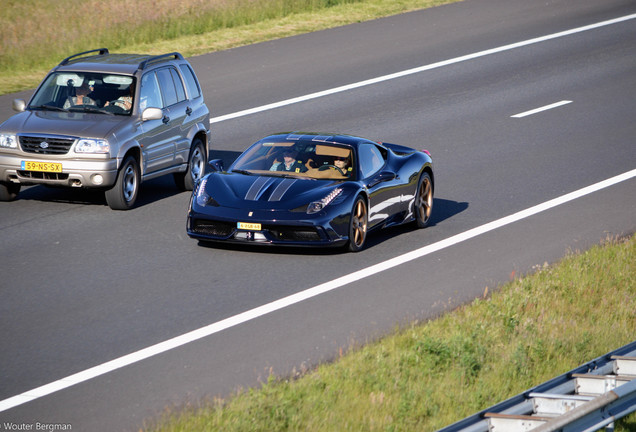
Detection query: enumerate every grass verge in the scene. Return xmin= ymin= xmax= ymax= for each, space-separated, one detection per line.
xmin=0 ymin=0 xmax=458 ymax=95
xmin=146 ymin=234 xmax=636 ymax=431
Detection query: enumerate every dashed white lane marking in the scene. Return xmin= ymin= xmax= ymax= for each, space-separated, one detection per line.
xmin=512 ymin=100 xmax=573 ymax=118
xmin=210 ymin=14 xmax=635 ymax=124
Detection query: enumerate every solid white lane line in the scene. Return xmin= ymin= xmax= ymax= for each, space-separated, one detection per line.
xmin=511 ymin=100 xmax=573 ymax=118
xmin=209 ymin=14 xmax=636 ymax=124
xmin=1 ymin=168 xmax=635 ymax=413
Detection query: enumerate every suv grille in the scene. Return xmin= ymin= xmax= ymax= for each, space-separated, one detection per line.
xmin=19 ymin=135 xmax=75 ymax=155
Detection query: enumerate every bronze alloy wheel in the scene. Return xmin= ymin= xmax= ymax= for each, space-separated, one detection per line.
xmin=348 ymin=196 xmax=368 ymax=252
xmin=415 ymin=172 xmax=433 ymax=228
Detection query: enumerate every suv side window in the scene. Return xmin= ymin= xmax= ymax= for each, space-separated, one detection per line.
xmin=140 ymin=72 xmax=163 ymax=110
xmin=156 ymin=67 xmax=186 ymax=107
xmin=179 ymin=64 xmax=201 ymax=99
xmin=170 ymin=68 xmax=186 ymax=102
xmin=156 ymin=68 xmax=177 ymax=107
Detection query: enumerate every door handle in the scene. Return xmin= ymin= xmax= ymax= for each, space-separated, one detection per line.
xmin=162 ymin=115 xmax=170 ymax=124
xmin=185 ymin=107 xmax=192 ymax=116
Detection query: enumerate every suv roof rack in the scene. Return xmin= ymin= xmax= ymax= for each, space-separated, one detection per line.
xmin=137 ymin=52 xmax=184 ymax=71
xmin=59 ymin=48 xmax=109 ymax=66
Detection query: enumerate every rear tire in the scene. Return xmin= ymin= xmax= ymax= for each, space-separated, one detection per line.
xmin=0 ymin=181 xmax=20 ymax=201
xmin=174 ymin=138 xmax=206 ymax=191
xmin=414 ymin=172 xmax=433 ymax=228
xmin=105 ymin=156 xmax=140 ymax=210
xmin=347 ymin=196 xmax=368 ymax=252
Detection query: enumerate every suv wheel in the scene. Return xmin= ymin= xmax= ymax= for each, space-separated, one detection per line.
xmin=0 ymin=181 xmax=20 ymax=201
xmin=105 ymin=156 xmax=140 ymax=210
xmin=174 ymin=138 xmax=206 ymax=191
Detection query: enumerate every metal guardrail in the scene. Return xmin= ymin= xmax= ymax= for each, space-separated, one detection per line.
xmin=437 ymin=340 xmax=636 ymax=432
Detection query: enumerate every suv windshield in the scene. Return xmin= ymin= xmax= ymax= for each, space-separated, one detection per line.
xmin=30 ymin=72 xmax=136 ymax=115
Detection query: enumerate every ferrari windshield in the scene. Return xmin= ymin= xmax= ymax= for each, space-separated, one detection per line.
xmin=231 ymin=140 xmax=356 ymax=180
xmin=29 ymin=72 xmax=136 ymax=115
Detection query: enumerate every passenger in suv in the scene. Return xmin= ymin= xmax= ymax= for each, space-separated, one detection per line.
xmin=0 ymin=48 xmax=211 ymax=210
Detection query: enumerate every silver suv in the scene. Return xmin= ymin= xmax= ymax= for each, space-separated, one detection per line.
xmin=0 ymin=48 xmax=210 ymax=209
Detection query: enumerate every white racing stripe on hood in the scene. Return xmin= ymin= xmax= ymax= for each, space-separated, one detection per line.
xmin=269 ymin=178 xmax=297 ymax=201
xmin=245 ymin=177 xmax=273 ymax=201
xmin=244 ymin=177 xmax=297 ymax=202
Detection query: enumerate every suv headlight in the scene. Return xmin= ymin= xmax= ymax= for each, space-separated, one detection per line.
xmin=307 ymin=188 xmax=343 ymax=214
xmin=0 ymin=133 xmax=18 ymax=149
xmin=75 ymin=138 xmax=110 ymax=154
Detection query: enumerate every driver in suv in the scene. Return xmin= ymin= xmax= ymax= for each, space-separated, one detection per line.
xmin=0 ymin=48 xmax=211 ymax=210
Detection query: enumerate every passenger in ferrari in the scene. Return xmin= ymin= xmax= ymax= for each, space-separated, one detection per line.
xmin=275 ymin=149 xmax=308 ymax=173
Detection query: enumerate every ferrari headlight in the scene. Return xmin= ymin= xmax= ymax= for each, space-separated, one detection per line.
xmin=307 ymin=187 xmax=343 ymax=214
xmin=195 ymin=177 xmax=210 ymax=206
xmin=75 ymin=138 xmax=110 ymax=154
xmin=0 ymin=133 xmax=18 ymax=149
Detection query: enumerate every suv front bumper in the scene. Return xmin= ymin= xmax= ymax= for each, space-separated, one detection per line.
xmin=0 ymin=153 xmax=118 ymax=189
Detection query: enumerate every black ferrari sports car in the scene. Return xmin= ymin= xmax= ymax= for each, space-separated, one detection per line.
xmin=186 ymin=132 xmax=433 ymax=251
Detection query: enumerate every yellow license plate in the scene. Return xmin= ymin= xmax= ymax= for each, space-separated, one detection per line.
xmin=21 ymin=161 xmax=63 ymax=173
xmin=237 ymin=222 xmax=262 ymax=230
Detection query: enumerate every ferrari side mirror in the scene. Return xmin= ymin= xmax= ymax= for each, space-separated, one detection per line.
xmin=368 ymin=171 xmax=396 ymax=188
xmin=208 ymin=159 xmax=224 ymax=172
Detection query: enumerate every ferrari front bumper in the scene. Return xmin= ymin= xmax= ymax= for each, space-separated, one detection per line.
xmin=186 ymin=205 xmax=350 ymax=248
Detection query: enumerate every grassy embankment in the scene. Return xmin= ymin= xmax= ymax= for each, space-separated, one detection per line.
xmin=0 ymin=0 xmax=456 ymax=95
xmin=146 ymin=235 xmax=636 ymax=431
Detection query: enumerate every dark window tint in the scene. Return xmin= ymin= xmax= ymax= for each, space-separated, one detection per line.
xmin=179 ymin=64 xmax=201 ymax=99
xmin=170 ymin=68 xmax=186 ymax=102
xmin=156 ymin=68 xmax=178 ymax=107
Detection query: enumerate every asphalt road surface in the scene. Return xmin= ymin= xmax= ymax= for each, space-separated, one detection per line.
xmin=1 ymin=0 xmax=635 ymax=430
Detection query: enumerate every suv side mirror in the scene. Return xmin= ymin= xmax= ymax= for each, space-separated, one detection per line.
xmin=12 ymin=99 xmax=26 ymax=112
xmin=141 ymin=107 xmax=163 ymax=121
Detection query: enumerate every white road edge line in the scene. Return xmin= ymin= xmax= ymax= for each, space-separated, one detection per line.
xmin=1 ymin=167 xmax=635 ymax=413
xmin=209 ymin=13 xmax=636 ymax=124
xmin=511 ymin=100 xmax=573 ymax=118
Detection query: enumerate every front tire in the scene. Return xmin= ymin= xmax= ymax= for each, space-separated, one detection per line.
xmin=348 ymin=196 xmax=368 ymax=252
xmin=175 ymin=138 xmax=206 ymax=191
xmin=105 ymin=155 xmax=140 ymax=210
xmin=0 ymin=181 xmax=20 ymax=201
xmin=414 ymin=172 xmax=433 ymax=228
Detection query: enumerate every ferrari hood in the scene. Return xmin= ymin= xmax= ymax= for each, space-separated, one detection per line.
xmin=204 ymin=172 xmax=338 ymax=209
